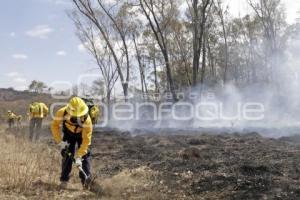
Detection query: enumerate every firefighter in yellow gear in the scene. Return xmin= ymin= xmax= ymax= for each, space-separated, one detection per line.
xmin=51 ymin=97 xmax=93 ymax=188
xmin=81 ymin=98 xmax=100 ymax=125
xmin=89 ymin=105 xmax=100 ymax=125
xmin=7 ymin=110 xmax=17 ymax=129
xmin=29 ymin=102 xmax=49 ymax=141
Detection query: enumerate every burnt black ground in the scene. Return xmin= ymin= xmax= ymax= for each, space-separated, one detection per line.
xmin=89 ymin=128 xmax=300 ymax=200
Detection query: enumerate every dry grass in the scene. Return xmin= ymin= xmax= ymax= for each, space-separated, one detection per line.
xmin=100 ymin=166 xmax=160 ymax=200
xmin=0 ymin=128 xmax=161 ymax=199
xmin=0 ymin=129 xmax=60 ymax=195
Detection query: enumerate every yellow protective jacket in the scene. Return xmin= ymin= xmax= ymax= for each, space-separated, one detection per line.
xmin=51 ymin=106 xmax=93 ymax=158
xmin=7 ymin=112 xmax=17 ymax=120
xmin=29 ymin=102 xmax=48 ymax=118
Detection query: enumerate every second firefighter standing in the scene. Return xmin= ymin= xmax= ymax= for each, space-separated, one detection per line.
xmin=28 ymin=102 xmax=49 ymax=141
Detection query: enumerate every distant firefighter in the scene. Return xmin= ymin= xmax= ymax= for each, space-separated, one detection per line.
xmin=7 ymin=110 xmax=16 ymax=129
xmin=82 ymin=98 xmax=100 ymax=125
xmin=28 ymin=102 xmax=49 ymax=141
xmin=89 ymin=105 xmax=100 ymax=125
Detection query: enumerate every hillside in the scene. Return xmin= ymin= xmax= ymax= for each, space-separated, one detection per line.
xmin=0 ymin=88 xmax=55 ymax=123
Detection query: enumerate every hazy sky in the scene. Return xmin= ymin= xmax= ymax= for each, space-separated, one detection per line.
xmin=0 ymin=0 xmax=299 ymax=90
xmin=228 ymin=0 xmax=300 ymax=23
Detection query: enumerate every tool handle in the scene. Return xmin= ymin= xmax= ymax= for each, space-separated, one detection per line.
xmin=78 ymin=166 xmax=88 ymax=180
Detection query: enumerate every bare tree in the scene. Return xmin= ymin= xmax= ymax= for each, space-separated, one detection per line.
xmin=216 ymin=0 xmax=229 ymax=84
xmin=72 ymin=0 xmax=129 ymax=100
xmin=133 ymin=34 xmax=149 ymax=96
xmin=139 ymin=0 xmax=178 ymax=101
xmin=188 ymin=0 xmax=212 ymax=86
xmin=71 ymin=13 xmax=119 ymax=104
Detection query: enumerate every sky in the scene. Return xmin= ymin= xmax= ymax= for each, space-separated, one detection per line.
xmin=0 ymin=0 xmax=94 ymax=91
xmin=228 ymin=0 xmax=300 ymax=23
xmin=0 ymin=0 xmax=299 ymax=91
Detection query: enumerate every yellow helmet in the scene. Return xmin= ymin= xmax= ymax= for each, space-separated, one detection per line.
xmin=66 ymin=97 xmax=88 ymax=117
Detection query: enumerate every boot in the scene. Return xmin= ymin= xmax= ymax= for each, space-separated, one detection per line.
xmin=59 ymin=181 xmax=68 ymax=189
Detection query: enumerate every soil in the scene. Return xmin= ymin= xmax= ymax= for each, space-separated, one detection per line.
xmin=88 ymin=128 xmax=300 ymax=200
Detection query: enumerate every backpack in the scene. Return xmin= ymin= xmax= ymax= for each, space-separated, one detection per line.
xmin=82 ymin=98 xmax=96 ymax=118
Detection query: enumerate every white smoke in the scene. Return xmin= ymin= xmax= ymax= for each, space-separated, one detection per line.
xmin=101 ymin=24 xmax=300 ymax=138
